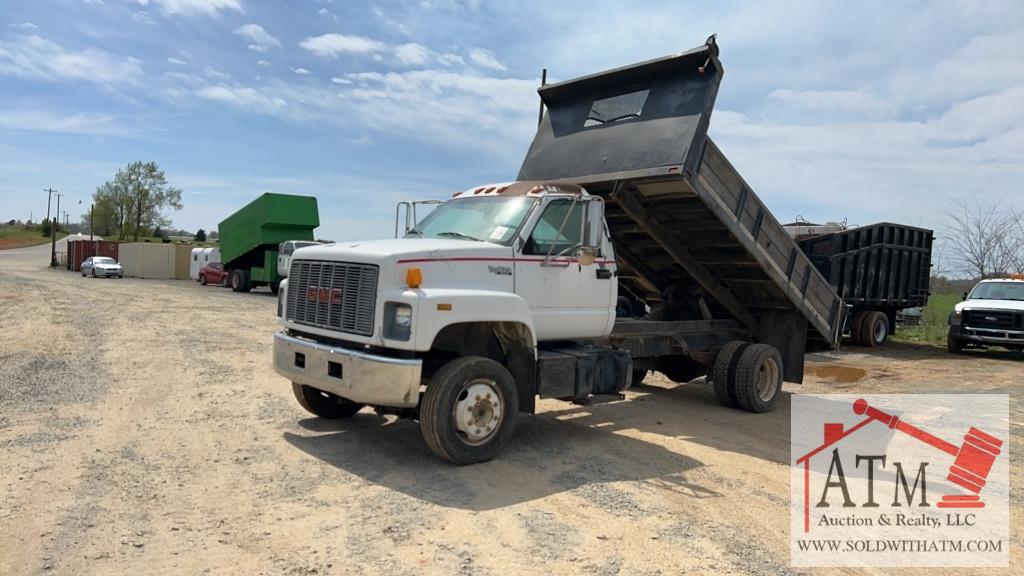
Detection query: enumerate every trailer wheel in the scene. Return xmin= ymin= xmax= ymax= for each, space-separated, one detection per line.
xmin=848 ymin=311 xmax=867 ymax=346
xmin=291 ymin=383 xmax=364 ymax=419
xmin=733 ymin=344 xmax=783 ymax=413
xmin=230 ymin=269 xmax=251 ymax=292
xmin=711 ymin=341 xmax=747 ymax=408
xmin=860 ymin=312 xmax=889 ymax=347
xmin=420 ymin=356 xmax=518 ymax=465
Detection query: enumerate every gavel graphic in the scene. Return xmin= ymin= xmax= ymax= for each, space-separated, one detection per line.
xmin=853 ymin=399 xmax=1003 ymax=508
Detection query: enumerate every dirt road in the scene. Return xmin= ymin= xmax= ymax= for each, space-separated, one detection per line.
xmin=1 ymin=243 xmax=1020 ymax=575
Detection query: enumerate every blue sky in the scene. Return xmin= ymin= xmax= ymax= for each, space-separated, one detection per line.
xmin=1 ymin=0 xmax=1021 ymax=244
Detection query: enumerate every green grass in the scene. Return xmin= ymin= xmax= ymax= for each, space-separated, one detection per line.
xmin=891 ymin=293 xmax=959 ymax=347
xmin=0 ymin=225 xmax=67 ymax=249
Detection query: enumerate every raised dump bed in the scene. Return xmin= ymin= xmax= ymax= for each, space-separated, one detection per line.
xmin=518 ymin=38 xmax=844 ymax=376
xmin=798 ymin=222 xmax=933 ymax=345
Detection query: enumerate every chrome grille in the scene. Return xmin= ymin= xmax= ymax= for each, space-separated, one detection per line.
xmin=286 ymin=260 xmax=379 ymax=336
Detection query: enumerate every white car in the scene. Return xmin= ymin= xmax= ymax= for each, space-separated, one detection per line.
xmin=81 ymin=256 xmax=124 ymax=278
xmin=947 ymin=276 xmax=1024 ymax=353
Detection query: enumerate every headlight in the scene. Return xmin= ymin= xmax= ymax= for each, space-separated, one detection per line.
xmin=948 ymin=309 xmax=961 ymax=326
xmin=384 ymin=302 xmax=412 ymax=341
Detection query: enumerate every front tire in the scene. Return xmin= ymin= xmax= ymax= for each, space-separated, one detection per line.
xmin=947 ymin=330 xmax=965 ymax=354
xmin=732 ymin=344 xmax=783 ymax=413
xmin=420 ymin=356 xmax=518 ymax=465
xmin=291 ymin=383 xmax=364 ymax=419
xmin=199 ymin=274 xmax=208 ymax=285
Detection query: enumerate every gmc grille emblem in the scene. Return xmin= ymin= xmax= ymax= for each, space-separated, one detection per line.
xmin=307 ymin=286 xmax=343 ymax=305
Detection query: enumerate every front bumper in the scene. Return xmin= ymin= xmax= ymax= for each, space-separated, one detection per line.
xmin=950 ymin=325 xmax=1024 ymax=345
xmin=273 ymin=331 xmax=422 ymax=408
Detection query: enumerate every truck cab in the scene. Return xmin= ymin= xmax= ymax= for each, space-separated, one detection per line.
xmin=947 ymin=276 xmax=1024 ymax=353
xmin=277 ymin=240 xmax=323 ymax=278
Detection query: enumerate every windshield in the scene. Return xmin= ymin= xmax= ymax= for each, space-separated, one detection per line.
xmin=95 ymin=257 xmax=116 ymax=265
xmin=407 ymin=196 xmax=535 ymax=245
xmin=969 ymin=282 xmax=1024 ymax=301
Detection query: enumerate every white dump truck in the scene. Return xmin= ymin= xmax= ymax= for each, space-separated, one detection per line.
xmin=272 ymin=38 xmax=845 ymax=464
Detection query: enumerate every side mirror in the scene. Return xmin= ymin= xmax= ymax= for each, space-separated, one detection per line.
xmin=575 ymin=245 xmax=597 ymax=266
xmin=962 ymin=291 xmax=968 ymax=301
xmin=583 ymin=197 xmax=604 ymax=250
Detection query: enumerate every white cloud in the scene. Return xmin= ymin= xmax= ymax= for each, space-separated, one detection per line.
xmin=394 ymin=43 xmax=430 ymax=66
xmin=196 ymin=69 xmax=536 ymax=158
xmin=299 ymin=33 xmax=386 ymax=58
xmin=257 ymin=59 xmax=270 ymax=67
xmin=198 ymin=85 xmax=288 ymax=111
xmin=203 ymin=66 xmax=230 ymax=80
xmin=0 ymin=35 xmax=142 ymax=86
xmin=438 ymin=52 xmax=464 ymax=66
xmin=468 ymin=48 xmax=505 ymax=71
xmin=291 ymin=67 xmax=310 ymax=75
xmin=317 ymin=8 xmax=338 ymax=21
xmin=0 ymin=109 xmax=128 ymax=136
xmin=132 ymin=11 xmax=157 ymax=25
xmin=134 ymin=0 xmax=241 ymax=17
xmin=234 ymin=24 xmax=280 ymax=51
xmin=769 ymin=89 xmax=896 ymax=116
xmin=9 ymin=22 xmax=38 ymax=30
xmin=167 ymin=57 xmax=187 ymax=65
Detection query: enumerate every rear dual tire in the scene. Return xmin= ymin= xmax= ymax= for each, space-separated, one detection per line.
xmin=711 ymin=342 xmax=783 ymax=413
xmin=849 ymin=311 xmax=889 ymax=347
xmin=230 ymin=269 xmax=251 ymax=292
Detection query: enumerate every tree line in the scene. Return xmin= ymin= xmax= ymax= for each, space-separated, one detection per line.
xmin=84 ymin=161 xmax=183 ymax=241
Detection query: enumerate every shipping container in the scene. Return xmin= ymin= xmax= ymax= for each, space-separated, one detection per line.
xmin=173 ymin=244 xmax=194 ymax=280
xmin=119 ymin=243 xmax=177 ymax=279
xmin=66 ymin=239 xmax=120 ymax=272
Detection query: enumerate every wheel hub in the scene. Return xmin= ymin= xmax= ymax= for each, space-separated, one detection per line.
xmin=454 ymin=380 xmax=502 ymax=445
xmin=757 ymin=357 xmax=780 ymax=402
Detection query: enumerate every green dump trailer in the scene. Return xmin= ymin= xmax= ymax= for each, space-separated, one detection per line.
xmin=218 ymin=193 xmax=319 ymax=293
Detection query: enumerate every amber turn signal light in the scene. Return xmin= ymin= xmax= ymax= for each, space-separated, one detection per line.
xmin=406 ymin=267 xmax=422 ymax=288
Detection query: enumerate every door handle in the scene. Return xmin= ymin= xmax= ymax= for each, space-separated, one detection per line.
xmin=596 ymin=268 xmax=613 ymax=279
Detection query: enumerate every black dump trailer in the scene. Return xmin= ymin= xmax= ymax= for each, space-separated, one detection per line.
xmin=518 ymin=37 xmax=845 ymax=411
xmin=798 ymin=223 xmax=933 ymax=346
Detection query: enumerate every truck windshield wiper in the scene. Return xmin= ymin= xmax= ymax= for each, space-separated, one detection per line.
xmin=436 ymin=231 xmax=482 ymax=242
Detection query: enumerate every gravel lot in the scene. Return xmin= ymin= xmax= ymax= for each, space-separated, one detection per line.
xmin=1 ymin=240 xmax=1021 ymax=575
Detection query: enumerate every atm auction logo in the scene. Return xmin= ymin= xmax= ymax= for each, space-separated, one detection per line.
xmin=790 ymin=394 xmax=1009 ymax=567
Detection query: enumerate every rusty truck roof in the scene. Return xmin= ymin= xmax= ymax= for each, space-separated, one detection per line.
xmin=453 ymin=180 xmax=587 ymax=199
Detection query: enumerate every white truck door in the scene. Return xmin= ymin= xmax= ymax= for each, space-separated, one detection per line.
xmin=515 ymin=198 xmax=613 ymax=340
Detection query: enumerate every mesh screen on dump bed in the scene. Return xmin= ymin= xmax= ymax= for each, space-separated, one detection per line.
xmin=584 ymin=89 xmax=650 ymax=127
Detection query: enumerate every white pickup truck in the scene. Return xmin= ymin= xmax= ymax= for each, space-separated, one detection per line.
xmin=947 ymin=276 xmax=1024 ymax=353
xmin=271 ymin=39 xmax=845 ymax=464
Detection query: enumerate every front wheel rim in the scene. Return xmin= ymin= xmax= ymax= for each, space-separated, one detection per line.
xmin=452 ymin=379 xmax=503 ymax=446
xmin=757 ymin=357 xmax=780 ymax=402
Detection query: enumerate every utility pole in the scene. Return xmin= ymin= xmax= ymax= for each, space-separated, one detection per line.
xmin=90 ymin=203 xmax=94 ymax=241
xmin=52 ymin=192 xmax=63 ymax=267
xmin=44 ymin=188 xmax=56 ymax=266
